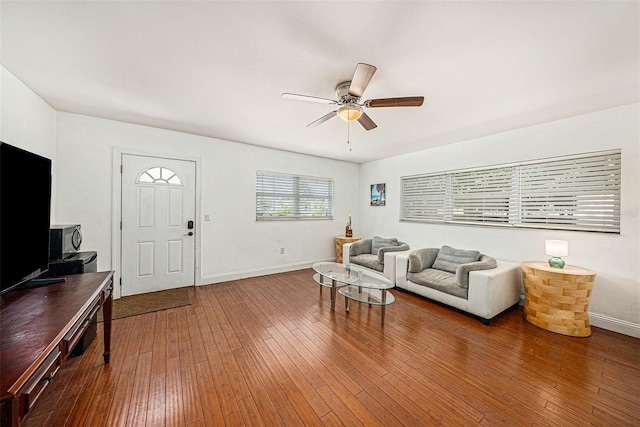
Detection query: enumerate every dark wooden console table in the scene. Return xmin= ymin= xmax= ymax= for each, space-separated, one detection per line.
xmin=0 ymin=271 xmax=114 ymax=427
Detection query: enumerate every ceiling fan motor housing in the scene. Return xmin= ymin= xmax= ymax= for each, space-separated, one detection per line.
xmin=335 ymin=81 xmax=360 ymax=104
xmin=335 ymin=81 xmax=363 ymax=121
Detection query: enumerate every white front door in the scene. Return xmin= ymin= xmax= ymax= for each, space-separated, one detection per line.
xmin=121 ymin=154 xmax=196 ymax=296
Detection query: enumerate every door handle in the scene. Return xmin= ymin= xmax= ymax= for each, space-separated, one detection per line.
xmin=184 ymin=232 xmax=194 ymax=236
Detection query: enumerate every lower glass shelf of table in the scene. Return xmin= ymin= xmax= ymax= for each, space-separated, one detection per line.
xmin=338 ymin=284 xmax=395 ymax=324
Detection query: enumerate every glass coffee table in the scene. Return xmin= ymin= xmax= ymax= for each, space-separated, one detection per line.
xmin=312 ymin=262 xmax=395 ymax=325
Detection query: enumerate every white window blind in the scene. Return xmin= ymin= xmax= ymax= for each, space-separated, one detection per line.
xmin=518 ymin=151 xmax=621 ymax=232
xmin=256 ymin=171 xmax=334 ymax=221
xmin=401 ymin=174 xmax=446 ymax=222
xmin=449 ymin=167 xmax=513 ymax=225
xmin=400 ymin=149 xmax=621 ymax=233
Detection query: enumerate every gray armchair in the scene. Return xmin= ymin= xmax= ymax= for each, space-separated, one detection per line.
xmin=343 ymin=236 xmax=410 ymax=283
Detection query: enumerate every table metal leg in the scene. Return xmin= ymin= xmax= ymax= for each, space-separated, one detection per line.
xmin=380 ymin=289 xmax=387 ymax=325
xmin=331 ymin=279 xmax=337 ymax=311
xmin=345 ymin=295 xmax=350 ymax=313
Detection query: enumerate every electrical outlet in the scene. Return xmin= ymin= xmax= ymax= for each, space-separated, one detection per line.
xmin=280 ymin=247 xmax=285 ymax=254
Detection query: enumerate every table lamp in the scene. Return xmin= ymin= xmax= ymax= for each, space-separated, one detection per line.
xmin=546 ymin=240 xmax=568 ymax=268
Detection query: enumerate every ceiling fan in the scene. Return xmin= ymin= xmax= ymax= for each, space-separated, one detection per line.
xmin=282 ymin=63 xmax=424 ymax=131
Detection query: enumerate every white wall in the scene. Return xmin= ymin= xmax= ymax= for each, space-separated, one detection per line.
xmin=0 ymin=66 xmax=57 ymax=215
xmin=358 ymin=103 xmax=640 ymax=337
xmin=54 ymin=113 xmax=359 ymax=291
xmin=4 ymin=63 xmax=637 ymax=337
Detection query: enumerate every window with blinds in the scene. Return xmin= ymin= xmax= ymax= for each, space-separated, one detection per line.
xmin=400 ymin=149 xmax=621 ymax=233
xmin=449 ymin=166 xmax=513 ymax=225
xmin=400 ymin=174 xmax=446 ymax=222
xmin=256 ymin=171 xmax=334 ymax=220
xmin=517 ymin=151 xmax=621 ymax=232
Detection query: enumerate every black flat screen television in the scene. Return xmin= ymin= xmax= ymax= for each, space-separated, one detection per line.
xmin=0 ymin=142 xmax=52 ymax=294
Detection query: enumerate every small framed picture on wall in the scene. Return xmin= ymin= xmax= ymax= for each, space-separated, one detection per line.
xmin=371 ymin=183 xmax=386 ymax=206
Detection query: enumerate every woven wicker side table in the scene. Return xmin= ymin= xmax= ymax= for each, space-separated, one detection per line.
xmin=521 ymin=261 xmax=596 ymax=337
xmin=334 ymin=236 xmax=361 ymax=263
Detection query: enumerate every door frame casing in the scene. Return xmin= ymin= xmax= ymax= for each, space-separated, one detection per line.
xmin=111 ymin=146 xmax=202 ymax=299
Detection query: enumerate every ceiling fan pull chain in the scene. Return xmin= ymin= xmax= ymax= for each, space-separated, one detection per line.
xmin=347 ymin=122 xmax=352 ymax=151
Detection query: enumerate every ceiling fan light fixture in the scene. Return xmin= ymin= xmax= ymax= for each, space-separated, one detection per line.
xmin=337 ymin=104 xmax=362 ymax=122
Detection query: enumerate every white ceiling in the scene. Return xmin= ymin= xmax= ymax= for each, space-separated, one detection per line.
xmin=2 ymin=1 xmax=638 ymax=163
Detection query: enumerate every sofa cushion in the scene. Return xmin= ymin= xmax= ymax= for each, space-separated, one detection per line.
xmin=377 ymin=242 xmax=410 ymax=264
xmin=432 ymin=245 xmax=481 ymax=274
xmin=349 ymin=238 xmax=372 ymax=257
xmin=350 ymin=254 xmax=383 ymax=272
xmin=408 ymin=248 xmax=439 ymax=273
xmin=456 ymin=255 xmax=497 ymax=289
xmin=371 ymin=236 xmax=398 ymax=255
xmin=408 ymin=268 xmax=468 ymax=299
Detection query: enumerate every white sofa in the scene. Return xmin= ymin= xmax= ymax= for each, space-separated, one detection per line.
xmin=395 ymin=246 xmax=523 ymax=324
xmin=343 ymin=237 xmax=410 ymax=283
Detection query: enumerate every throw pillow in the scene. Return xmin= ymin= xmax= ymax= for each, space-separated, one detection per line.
xmin=371 ymin=236 xmax=398 ymax=255
xmin=432 ymin=245 xmax=481 ymax=274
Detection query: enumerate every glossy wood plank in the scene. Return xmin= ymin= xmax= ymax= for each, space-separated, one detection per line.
xmin=150 ymin=311 xmax=168 ymax=378
xmin=125 ymin=351 xmax=152 ymax=426
xmin=193 ymin=360 xmax=224 ymax=426
xmin=146 ymin=373 xmax=166 ymax=427
xmin=22 ymin=268 xmax=639 ymax=427
xmin=104 ymin=370 xmax=134 ymax=427
xmin=164 ymin=356 xmax=184 ymax=427
xmin=236 ymin=395 xmax=266 ymax=427
xmin=179 ymin=356 xmax=204 ymax=425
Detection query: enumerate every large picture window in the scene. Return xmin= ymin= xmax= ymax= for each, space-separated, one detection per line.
xmin=256 ymin=171 xmax=334 ymax=221
xmin=400 ymin=150 xmax=621 ymax=233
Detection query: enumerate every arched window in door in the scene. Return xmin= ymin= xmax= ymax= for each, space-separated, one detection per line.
xmin=136 ymin=167 xmax=182 ymax=185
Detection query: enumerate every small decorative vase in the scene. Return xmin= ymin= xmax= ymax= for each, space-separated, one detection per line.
xmin=345 ymin=226 xmax=352 ymax=237
xmin=548 ymin=256 xmax=565 ymax=268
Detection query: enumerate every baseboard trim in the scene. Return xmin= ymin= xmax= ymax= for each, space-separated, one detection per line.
xmin=199 ymin=258 xmax=334 ymax=285
xmin=589 ymin=313 xmax=640 ymax=338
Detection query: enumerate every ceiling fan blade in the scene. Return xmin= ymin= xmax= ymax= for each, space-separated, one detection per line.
xmin=357 ymin=112 xmax=377 ymax=131
xmin=366 ymin=96 xmax=424 ymax=108
xmin=348 ymin=63 xmax=377 ymax=98
xmin=306 ymin=111 xmax=337 ymax=128
xmin=282 ymin=93 xmax=337 ymax=105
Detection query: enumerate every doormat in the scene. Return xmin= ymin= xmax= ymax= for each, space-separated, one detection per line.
xmin=98 ymin=286 xmax=192 ymax=321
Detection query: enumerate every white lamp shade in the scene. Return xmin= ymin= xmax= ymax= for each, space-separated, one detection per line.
xmin=545 ymin=240 xmax=568 ymax=257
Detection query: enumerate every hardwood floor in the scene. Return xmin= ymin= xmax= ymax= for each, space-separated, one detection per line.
xmin=23 ymin=269 xmax=639 ymax=426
